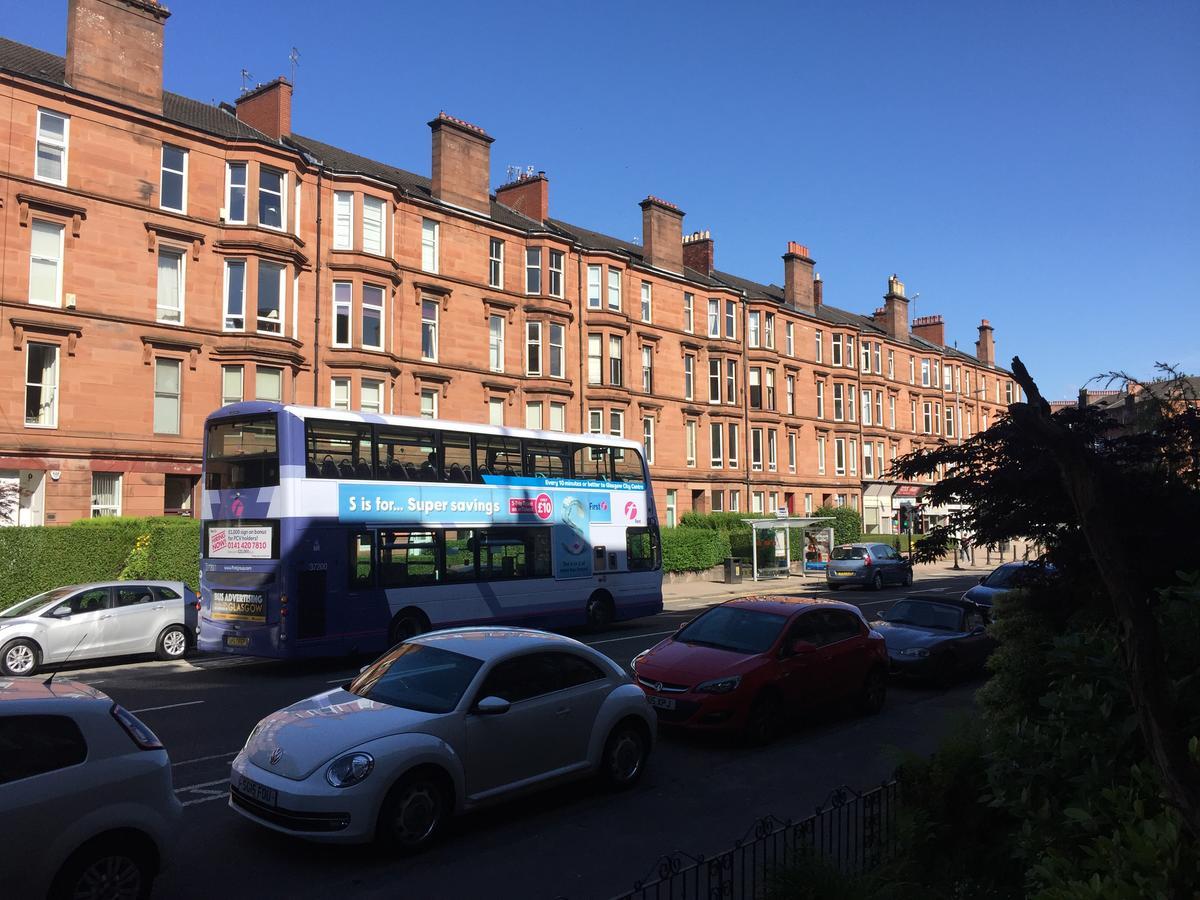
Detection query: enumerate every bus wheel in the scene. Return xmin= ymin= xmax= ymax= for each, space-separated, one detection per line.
xmin=388 ymin=609 xmax=430 ymax=646
xmin=586 ymin=592 xmax=615 ymax=629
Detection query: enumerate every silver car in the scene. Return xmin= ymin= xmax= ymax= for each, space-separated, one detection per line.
xmin=826 ymin=543 xmax=914 ymax=591
xmin=230 ymin=627 xmax=655 ymax=851
xmin=0 ymin=581 xmax=197 ymax=676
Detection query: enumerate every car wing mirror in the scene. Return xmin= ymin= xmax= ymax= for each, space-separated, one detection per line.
xmin=474 ymin=695 xmax=511 ymax=716
xmin=50 ymin=606 xmax=73 ymax=618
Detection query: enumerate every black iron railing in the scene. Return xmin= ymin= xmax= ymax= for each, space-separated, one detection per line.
xmin=611 ymin=781 xmax=898 ymax=900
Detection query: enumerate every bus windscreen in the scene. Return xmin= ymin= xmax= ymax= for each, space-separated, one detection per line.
xmin=205 ymin=415 xmax=280 ymax=490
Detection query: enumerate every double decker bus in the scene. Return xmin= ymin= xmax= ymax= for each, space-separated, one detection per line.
xmin=197 ymin=403 xmax=662 ymax=659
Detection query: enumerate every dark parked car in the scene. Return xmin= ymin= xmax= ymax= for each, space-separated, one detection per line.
xmin=961 ymin=561 xmax=1057 ymax=609
xmin=871 ymin=597 xmax=994 ymax=684
xmin=630 ymin=597 xmax=888 ymax=744
xmin=826 ymin=543 xmax=913 ymax=591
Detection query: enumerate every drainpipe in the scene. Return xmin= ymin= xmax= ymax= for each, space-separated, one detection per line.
xmin=740 ymin=292 xmax=751 ymax=510
xmin=576 ymin=246 xmax=586 ymax=433
xmin=295 ymin=149 xmax=325 ymax=406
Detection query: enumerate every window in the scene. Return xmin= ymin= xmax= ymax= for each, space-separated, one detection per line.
xmin=876 ymin=390 xmax=884 ymax=426
xmin=332 ymin=281 xmax=352 ymax=346
xmin=607 ymin=268 xmax=622 ymax=310
xmin=686 ymin=421 xmax=697 ymax=467
xmin=525 ymin=247 xmax=542 ymax=294
xmin=816 ymin=380 xmax=825 ymax=419
xmin=258 ymin=167 xmax=284 ymax=229
xmin=863 ymin=442 xmax=874 ymax=477
xmin=1006 ymin=382 xmax=1014 ymax=404
xmin=683 ymin=292 xmax=694 ymax=333
xmin=154 ymin=358 xmax=182 ymax=434
xmin=861 ymin=340 xmax=871 ymax=372
xmin=421 ymin=218 xmax=439 ymax=273
xmin=665 ymin=489 xmax=677 ymax=528
xmin=887 ymin=349 xmax=895 ymax=379
xmin=788 ymin=432 xmax=797 ymax=473
xmin=525 ymin=401 xmax=543 ymax=430
xmin=923 ymin=402 xmax=933 ymax=434
xmin=642 ymin=416 xmax=655 ymax=463
xmin=749 ymin=367 xmax=762 ymax=409
xmin=609 ymin=410 xmax=624 ymax=438
xmin=583 ymin=409 xmax=600 ymax=434
xmin=707 ymin=298 xmax=720 ymax=337
xmin=751 ymin=492 xmax=764 ymax=514
xmin=834 ymin=438 xmax=846 ymax=475
xmin=725 ymin=299 xmax=736 ymax=339
xmin=420 ymin=389 xmax=438 ymax=419
xmin=0 ymin=715 xmax=88 ymax=785
xmin=641 ymin=346 xmax=653 ymax=393
xmin=711 ymin=489 xmax=724 ymax=512
xmin=786 ymin=322 xmax=794 ymax=356
xmin=225 ymin=162 xmax=247 ymax=223
xmin=549 ymin=402 xmax=566 ymax=432
xmin=833 ymin=383 xmax=844 ymax=421
xmin=849 ymin=439 xmax=858 ymax=475
xmin=786 ymin=374 xmax=795 ymax=415
xmin=361 ymin=379 xmax=383 ymax=414
xmin=814 ymin=329 xmax=824 ymax=363
xmin=684 ymin=354 xmax=695 ymax=400
xmin=587 ymin=265 xmax=602 ymax=308
xmin=549 ymin=321 xmax=564 ymax=379
xmin=29 ymin=219 xmax=64 ymax=306
xmin=156 ymin=248 xmax=184 ymax=324
xmin=421 ymin=299 xmax=438 ymax=361
xmin=766 ymin=313 xmax=775 ymax=349
xmin=548 ymin=250 xmax=564 ymax=297
xmin=862 ymin=389 xmax=872 ymax=425
xmin=982 ymin=412 xmax=989 ymax=430
xmin=489 ymin=397 xmax=504 ymax=425
xmin=944 ymin=364 xmax=953 ymax=391
xmin=362 ymin=285 xmax=384 ymax=350
xmin=221 ymin=365 xmax=243 ymax=406
xmin=524 ymin=321 xmax=543 ymax=376
xmin=330 ymin=376 xmax=350 ymax=410
xmin=710 ymin=422 xmax=723 ymax=467
xmin=160 ymin=145 xmax=187 ymax=212
xmin=256 ymin=261 xmax=285 ymax=333
xmin=889 ymin=395 xmax=896 ymax=429
xmin=587 ymin=334 xmax=602 ymax=384
xmin=608 ymin=335 xmax=623 ymax=386
xmin=632 ymin=281 xmax=649 ymax=324
xmin=751 ymin=427 xmax=763 ymax=471
xmin=708 ymin=358 xmax=721 ymax=403
xmin=726 ymin=359 xmax=737 ymax=404
xmin=768 ymin=430 xmax=777 ymax=471
xmin=874 ymin=343 xmax=882 ymax=374
xmin=363 ymin=196 xmax=386 ymax=255
xmin=832 ymin=333 xmax=843 ymax=366
xmin=846 ymin=336 xmax=855 ymax=367
xmin=333 ymin=191 xmax=353 ymax=249
xmin=877 ymin=442 xmax=885 ymax=477
xmin=766 ymin=369 xmax=776 ymax=410
xmin=921 ymin=359 xmax=931 ymax=386
xmin=748 ymin=311 xmax=761 ymax=348
xmin=489 ymin=238 xmax=504 ymax=288
xmin=817 ymin=435 xmax=826 ymax=474
xmin=909 ymin=356 xmax=916 ymax=384
xmin=256 ymin=366 xmax=282 ymax=402
xmin=25 ymin=342 xmax=58 ymax=427
xmin=223 ymin=259 xmax=245 ymax=330
xmin=729 ymin=490 xmax=741 ymax=512
xmin=35 ymin=110 xmax=68 ymax=183
xmin=91 ymin=472 xmax=121 ymax=517
xmin=911 ymin=399 xmax=918 ymax=432
xmin=945 ymin=406 xmax=955 ymax=437
xmin=804 ymin=492 xmax=813 ymax=516
xmin=728 ymin=422 xmax=739 ymax=468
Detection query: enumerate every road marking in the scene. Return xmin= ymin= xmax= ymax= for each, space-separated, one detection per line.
xmin=856 ymin=599 xmax=896 ymax=607
xmin=175 ymin=778 xmax=231 ymax=807
xmin=588 ymin=630 xmax=677 ymax=646
xmin=172 ymin=751 xmax=238 ymax=767
xmin=130 ymin=700 xmax=205 ymax=713
xmin=182 ymin=793 xmax=229 ymax=808
xmin=175 ymin=778 xmax=229 ymax=793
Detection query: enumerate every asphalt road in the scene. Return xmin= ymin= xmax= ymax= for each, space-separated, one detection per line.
xmin=55 ymin=572 xmax=983 ymax=900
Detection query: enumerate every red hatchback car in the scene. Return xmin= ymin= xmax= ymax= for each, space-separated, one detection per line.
xmin=630 ymin=597 xmax=888 ymax=743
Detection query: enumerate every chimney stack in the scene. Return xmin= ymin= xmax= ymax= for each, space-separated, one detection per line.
xmin=429 ymin=112 xmax=494 ymax=215
xmin=975 ymin=318 xmax=995 ymax=367
xmin=783 ymin=242 xmax=815 ymax=312
xmin=235 ymin=77 xmax=292 ymax=139
xmin=640 ymin=197 xmax=685 ymax=273
xmin=882 ymin=274 xmax=909 ymax=340
xmin=495 ymin=171 xmax=549 ymax=223
xmin=682 ymin=230 xmax=714 ymax=275
xmin=911 ymin=314 xmax=945 ymax=346
xmin=66 ymin=0 xmax=170 ymax=115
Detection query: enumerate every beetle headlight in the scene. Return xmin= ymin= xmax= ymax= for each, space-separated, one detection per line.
xmin=695 ymin=675 xmax=742 ymax=694
xmin=325 ymin=752 xmax=374 ymax=788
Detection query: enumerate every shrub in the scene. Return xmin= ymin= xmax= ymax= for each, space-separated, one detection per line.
xmin=0 ymin=525 xmax=141 ymax=608
xmin=812 ymin=505 xmax=861 ymax=545
xmin=120 ymin=520 xmax=201 ymax=589
xmin=661 ymin=527 xmax=731 ymax=573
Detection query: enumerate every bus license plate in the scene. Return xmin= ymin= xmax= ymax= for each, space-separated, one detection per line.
xmin=648 ymin=696 xmax=676 ymax=711
xmin=236 ymin=775 xmax=277 ymax=807
xmin=224 ymin=635 xmax=251 ymax=649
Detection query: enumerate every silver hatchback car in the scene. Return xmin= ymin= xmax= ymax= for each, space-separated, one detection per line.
xmin=0 ymin=581 xmax=197 ymax=676
xmin=826 ymin=543 xmax=914 ymax=591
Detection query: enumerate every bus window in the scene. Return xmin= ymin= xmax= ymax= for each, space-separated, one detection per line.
xmin=477 ymin=527 xmax=550 ymax=579
xmin=574 ymin=445 xmax=611 ymax=482
xmin=350 ymin=532 xmax=374 ymax=588
xmin=627 ymin=527 xmax=661 ymax=571
xmin=378 ymin=530 xmax=437 ymax=587
xmin=442 ymin=433 xmax=473 ymax=483
xmin=206 ymin=415 xmax=279 ymax=489
xmin=525 ymin=441 xmax=570 ymax=478
xmin=475 ymin=435 xmax=521 ymax=480
xmin=444 ymin=529 xmax=477 ymax=582
xmin=306 ymin=420 xmax=373 ymax=480
xmin=378 ymin=427 xmax=437 ymax=482
xmin=613 ymin=447 xmax=645 ymax=483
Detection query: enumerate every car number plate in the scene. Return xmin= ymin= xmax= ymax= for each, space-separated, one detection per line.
xmin=224 ymin=635 xmax=251 ymax=649
xmin=236 ymin=775 xmax=278 ymax=807
xmin=836 ymin=571 xmax=854 ymax=577
xmin=647 ymin=696 xmax=676 ymax=711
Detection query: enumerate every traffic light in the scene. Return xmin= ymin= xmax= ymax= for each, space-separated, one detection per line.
xmin=898 ymin=506 xmax=909 ymax=533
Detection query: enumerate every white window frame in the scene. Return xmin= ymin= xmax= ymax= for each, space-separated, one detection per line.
xmin=587 ymin=334 xmax=602 ymax=385
xmin=255 ymin=366 xmax=283 ymax=402
xmin=788 ymin=432 xmax=797 ymax=473
xmin=421 ymin=218 xmax=439 ymax=273
xmin=258 ymin=167 xmax=285 ymax=230
xmin=526 ymin=321 xmax=543 ymax=376
xmin=726 ymin=359 xmax=737 ymax=404
xmin=832 ymin=333 xmax=843 ymax=366
xmin=549 ymin=249 xmax=564 ymax=298
xmin=684 ymin=354 xmax=694 ymax=401
xmin=607 ymin=268 xmax=622 ymax=310
xmin=25 ymin=341 xmax=59 ymax=428
xmin=362 ymin=284 xmax=385 ymax=351
xmin=862 ymin=389 xmax=872 ymax=425
xmin=28 ymin=218 xmax=64 ymax=307
xmin=766 ymin=368 xmax=776 ymax=410
xmin=488 ymin=314 xmax=505 ymax=373
xmin=156 ymin=246 xmax=186 ymax=325
xmin=846 ymin=336 xmax=855 ymax=368
xmin=221 ymin=364 xmax=244 ymax=406
xmin=420 ymin=389 xmax=438 ymax=419
xmin=725 ymin=300 xmax=736 ymax=339
xmin=833 ymin=383 xmax=844 ymax=421
xmin=729 ymin=490 xmax=740 ymax=512
xmin=665 ymin=489 xmax=677 ymax=528
xmin=786 ymin=321 xmax=794 ymax=357
xmin=549 ymin=323 xmax=565 ymax=378
xmin=765 ymin=313 xmax=775 ymax=350
xmin=768 ymin=430 xmax=777 ymax=472
xmin=609 ymin=409 xmax=624 ymax=439
xmin=876 ymin=391 xmax=884 ymax=426
xmin=707 ymin=298 xmax=720 ymax=337
xmin=587 ymin=409 xmax=603 ymax=435
xmin=642 ymin=415 xmax=655 ymax=464
xmin=489 ymin=238 xmax=505 ymax=288
xmin=708 ymin=358 xmax=721 ymax=404
xmin=640 ymin=281 xmax=652 ymax=323
xmin=815 ymin=329 xmax=823 ymax=363
xmin=728 ymin=422 xmax=739 ymax=468
xmin=923 ymin=401 xmax=933 ymax=434
xmin=889 ymin=395 xmax=896 ymax=429
xmin=861 ymin=340 xmax=872 ymax=372
xmin=863 ymin=441 xmax=874 ymax=478
xmin=362 ymin=195 xmax=386 ymax=256
xmin=874 ymin=343 xmax=882 ymax=375
xmin=525 ymin=247 xmax=542 ymax=295
xmin=686 ymin=421 xmax=697 ymax=467
xmin=921 ymin=359 xmax=931 ymax=387
xmin=525 ymin=401 xmax=544 ymax=430
xmin=489 ymin=398 xmax=505 ymax=426
xmin=710 ymin=422 xmax=723 ymax=468
xmin=256 ymin=261 xmax=286 ymax=334
xmin=223 ymin=259 xmax=246 ymax=330
xmin=817 ymin=435 xmax=826 ymax=475
xmin=35 ymin=109 xmax=69 ymax=185
xmin=816 ymin=380 xmax=825 ymax=419
xmin=587 ymin=265 xmax=602 ymax=309
xmin=683 ymin=292 xmax=694 ymax=333
xmin=641 ymin=345 xmax=653 ymax=393
xmin=786 ymin=374 xmax=795 ymax=415
xmin=888 ymin=349 xmax=895 ymax=380
xmin=330 ymin=376 xmax=351 ymax=410
xmin=849 ymin=439 xmax=858 ymax=475
xmin=224 ymin=162 xmax=247 ymax=224
xmin=608 ymin=335 xmax=623 ymax=386
xmin=421 ymin=298 xmax=439 ymax=362
xmin=834 ymin=438 xmax=846 ymax=476
xmin=751 ymin=427 xmax=763 ymax=471
xmin=361 ymin=378 xmax=384 ymax=414
xmin=549 ymin=402 xmax=566 ymax=432
xmin=160 ymin=144 xmax=188 ymax=213
xmin=91 ymin=473 xmax=122 ymax=518
xmin=333 ymin=191 xmax=354 ymax=250
xmin=153 ymin=357 xmax=182 ymax=435
xmin=748 ymin=311 xmax=761 ymax=348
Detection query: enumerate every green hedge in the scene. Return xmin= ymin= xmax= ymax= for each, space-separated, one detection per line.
xmin=120 ymin=521 xmax=201 ymax=590
xmin=812 ymin=505 xmax=862 ymax=545
xmin=661 ymin=527 xmax=732 ymax=573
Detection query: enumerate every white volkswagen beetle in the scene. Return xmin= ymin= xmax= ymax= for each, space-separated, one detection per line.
xmin=230 ymin=627 xmax=655 ymax=851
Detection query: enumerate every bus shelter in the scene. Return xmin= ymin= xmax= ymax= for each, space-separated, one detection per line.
xmin=741 ymin=516 xmax=835 ymax=581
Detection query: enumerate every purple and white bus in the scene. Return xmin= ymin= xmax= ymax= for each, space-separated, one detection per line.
xmin=197 ymin=403 xmax=662 ymax=659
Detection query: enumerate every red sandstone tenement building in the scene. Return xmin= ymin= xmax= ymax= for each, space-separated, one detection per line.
xmin=0 ymin=0 xmax=1017 ymax=529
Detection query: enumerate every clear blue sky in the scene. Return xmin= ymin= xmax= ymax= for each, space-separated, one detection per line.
xmin=6 ymin=0 xmax=1198 ymax=398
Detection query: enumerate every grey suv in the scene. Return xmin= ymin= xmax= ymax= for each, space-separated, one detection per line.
xmin=826 ymin=543 xmax=913 ymax=591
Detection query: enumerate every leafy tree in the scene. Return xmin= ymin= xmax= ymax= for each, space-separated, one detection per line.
xmin=812 ymin=504 xmax=861 ymax=545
